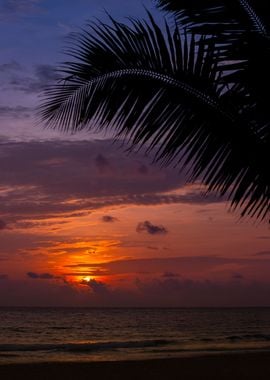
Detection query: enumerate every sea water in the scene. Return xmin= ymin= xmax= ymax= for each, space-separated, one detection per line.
xmin=0 ymin=307 xmax=270 ymax=363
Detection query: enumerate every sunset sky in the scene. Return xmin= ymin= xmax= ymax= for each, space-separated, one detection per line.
xmin=0 ymin=0 xmax=270 ymax=307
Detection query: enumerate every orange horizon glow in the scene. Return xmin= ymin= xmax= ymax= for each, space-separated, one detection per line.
xmin=0 ymin=140 xmax=269 ymax=306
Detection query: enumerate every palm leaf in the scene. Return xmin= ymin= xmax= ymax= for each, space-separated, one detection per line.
xmin=39 ymin=13 xmax=270 ymax=221
xmin=156 ymin=0 xmax=270 ymax=37
xmin=156 ymin=0 xmax=270 ymax=185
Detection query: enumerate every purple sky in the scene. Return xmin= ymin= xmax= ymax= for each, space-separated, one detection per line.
xmin=0 ymin=0 xmax=270 ymax=307
xmin=0 ymin=0 xmax=157 ymax=140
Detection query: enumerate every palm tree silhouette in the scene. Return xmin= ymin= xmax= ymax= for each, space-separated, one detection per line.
xmin=39 ymin=1 xmax=270 ymax=221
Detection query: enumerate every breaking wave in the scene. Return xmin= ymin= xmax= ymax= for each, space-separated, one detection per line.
xmin=0 ymin=339 xmax=172 ymax=353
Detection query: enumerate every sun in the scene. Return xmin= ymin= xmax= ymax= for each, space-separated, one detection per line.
xmin=82 ymin=276 xmax=91 ymax=283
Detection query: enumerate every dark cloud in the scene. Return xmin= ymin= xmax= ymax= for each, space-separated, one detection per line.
xmin=136 ymin=221 xmax=168 ymax=235
xmin=64 ymin=256 xmax=270 ymax=284
xmin=256 ymin=236 xmax=270 ymax=240
xmin=132 ymin=277 xmax=270 ymax=307
xmin=64 ymin=272 xmax=96 ymax=277
xmin=35 ymin=64 xmax=59 ymax=83
xmin=2 ymin=275 xmax=270 ymax=307
xmin=65 ymin=256 xmax=224 ymax=275
xmin=15 ymin=220 xmax=69 ymax=230
xmin=7 ymin=64 xmax=59 ymax=93
xmin=162 ymin=272 xmax=180 ymax=278
xmin=0 ymin=139 xmax=220 ymax=227
xmin=0 ymin=0 xmax=43 ymax=20
xmin=0 ymin=274 xmax=8 ymax=280
xmin=0 ymin=61 xmax=21 ymax=72
xmin=196 ymin=208 xmax=214 ymax=214
xmin=0 ymin=279 xmax=81 ymax=307
xmin=0 ymin=62 xmax=59 ymax=96
xmin=138 ymin=165 xmax=148 ymax=175
xmin=64 ymin=211 xmax=91 ymax=218
xmin=232 ymin=273 xmax=244 ymax=280
xmin=2 ymin=258 xmax=270 ymax=306
xmin=253 ymin=251 xmax=270 ymax=257
xmin=23 ymin=64 xmax=59 ymax=93
xmin=95 ymin=154 xmax=110 ymax=172
xmin=101 ymin=215 xmax=118 ymax=223
xmin=0 ymin=106 xmax=32 ymax=119
xmin=0 ymin=220 xmax=7 ymax=231
xmin=27 ymin=272 xmax=59 ymax=280
xmin=178 ymin=190 xmax=225 ymax=205
xmin=81 ymin=279 xmax=109 ymax=295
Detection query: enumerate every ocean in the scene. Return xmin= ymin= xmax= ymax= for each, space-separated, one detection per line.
xmin=0 ymin=307 xmax=270 ymax=363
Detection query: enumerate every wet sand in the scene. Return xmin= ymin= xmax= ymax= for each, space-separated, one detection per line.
xmin=0 ymin=351 xmax=270 ymax=379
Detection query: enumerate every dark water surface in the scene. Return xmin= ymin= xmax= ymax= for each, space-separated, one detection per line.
xmin=0 ymin=308 xmax=270 ymax=363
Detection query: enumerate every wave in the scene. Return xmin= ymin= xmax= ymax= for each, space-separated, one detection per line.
xmin=0 ymin=339 xmax=172 ymax=353
xmin=3 ymin=334 xmax=270 ymax=355
xmin=49 ymin=326 xmax=73 ymax=330
xmin=226 ymin=334 xmax=270 ymax=342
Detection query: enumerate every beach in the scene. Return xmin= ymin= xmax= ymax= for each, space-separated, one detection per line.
xmin=1 ymin=352 xmax=270 ymax=380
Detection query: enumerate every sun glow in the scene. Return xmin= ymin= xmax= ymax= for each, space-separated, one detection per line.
xmin=82 ymin=276 xmax=91 ymax=282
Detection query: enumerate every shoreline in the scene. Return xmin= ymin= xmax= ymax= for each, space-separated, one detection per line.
xmin=1 ymin=351 xmax=270 ymax=379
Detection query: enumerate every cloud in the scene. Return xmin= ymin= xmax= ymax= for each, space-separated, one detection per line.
xmin=162 ymin=272 xmax=180 ymax=278
xmin=14 ymin=219 xmax=69 ymax=230
xmin=95 ymin=154 xmax=110 ymax=172
xmin=27 ymin=272 xmax=60 ymax=280
xmin=0 ymin=62 xmax=59 ymax=102
xmin=35 ymin=64 xmax=58 ymax=82
xmin=23 ymin=64 xmax=60 ymax=93
xmin=132 ymin=277 xmax=270 ymax=307
xmin=81 ymin=279 xmax=109 ymax=295
xmin=0 ymin=274 xmax=8 ymax=280
xmin=253 ymin=251 xmax=270 ymax=257
xmin=0 ymin=61 xmax=21 ymax=72
xmin=0 ymin=106 xmax=32 ymax=119
xmin=64 ymin=255 xmax=270 ymax=285
xmin=101 ymin=215 xmax=118 ymax=223
xmin=65 ymin=256 xmax=225 ymax=275
xmin=0 ymin=220 xmax=7 ymax=231
xmin=0 ymin=279 xmax=82 ymax=307
xmin=232 ymin=273 xmax=244 ymax=280
xmin=2 ymin=256 xmax=270 ymax=306
xmin=4 ymin=64 xmax=59 ymax=94
xmin=0 ymin=139 xmax=220 ymax=228
xmin=1 ymin=275 xmax=270 ymax=307
xmin=0 ymin=0 xmax=43 ymax=20
xmin=136 ymin=221 xmax=168 ymax=235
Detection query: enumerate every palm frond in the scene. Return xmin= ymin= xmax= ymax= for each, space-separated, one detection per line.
xmin=156 ymin=0 xmax=270 ymax=37
xmin=39 ymin=14 xmax=270 ymax=221
xmin=156 ymin=0 xmax=270 ymax=150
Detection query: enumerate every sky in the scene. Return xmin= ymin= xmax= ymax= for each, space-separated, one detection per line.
xmin=0 ymin=0 xmax=270 ymax=307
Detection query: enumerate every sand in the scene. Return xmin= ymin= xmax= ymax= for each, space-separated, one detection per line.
xmin=0 ymin=351 xmax=270 ymax=379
